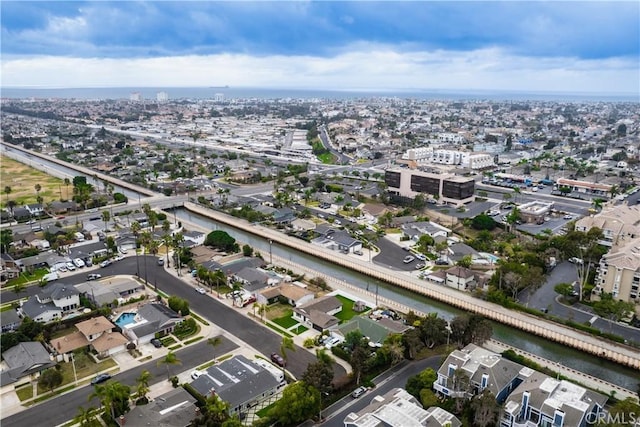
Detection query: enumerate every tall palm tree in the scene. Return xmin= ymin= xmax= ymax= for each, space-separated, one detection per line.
xmin=3 ymin=186 xmax=11 ymax=207
xmin=207 ymin=336 xmax=222 ymax=362
xmin=209 ymin=269 xmax=227 ymax=296
xmin=130 ymin=221 xmax=141 ymax=278
xmin=172 ymin=232 xmax=184 ymax=276
xmin=135 ymin=370 xmax=151 ymax=403
xmin=162 ymin=220 xmax=172 ymax=267
xmin=34 ymin=183 xmax=41 ymax=205
xmin=101 ymin=210 xmax=111 ymax=233
xmin=64 ymin=178 xmax=70 ymax=200
xmin=139 ymin=231 xmax=153 ymax=284
xmin=89 ymin=381 xmax=131 ymax=421
xmin=280 ymin=336 xmax=295 ymax=376
xmin=157 ymin=351 xmax=181 ymax=380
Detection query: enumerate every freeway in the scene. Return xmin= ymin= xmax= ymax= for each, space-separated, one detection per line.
xmin=2 ymin=257 xmax=345 ymax=426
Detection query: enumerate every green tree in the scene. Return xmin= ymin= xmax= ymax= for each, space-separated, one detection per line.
xmin=456 ymin=255 xmax=473 ymax=268
xmin=207 ymin=336 xmax=223 ymax=362
xmin=405 ymin=368 xmax=437 ymax=398
xmin=270 ymin=381 xmax=321 ymax=425
xmin=3 ymin=185 xmax=11 ymax=206
xmin=39 ymin=368 xmax=63 ymax=393
xmin=0 ymin=229 xmax=13 ymax=252
xmin=554 ymin=282 xmax=574 ymax=299
xmin=167 ymin=295 xmax=190 ymax=316
xmin=131 ymin=220 xmax=142 ymax=277
xmin=101 ymin=210 xmax=110 ymax=233
xmin=280 ymin=336 xmax=296 ymax=375
xmin=593 ymin=293 xmax=635 ymax=326
xmin=607 ymin=397 xmax=640 ymax=427
xmin=204 ymin=230 xmax=237 ymax=251
xmin=73 ymin=406 xmax=97 ymax=427
xmin=472 ymin=390 xmax=499 ymax=427
xmin=191 ymin=395 xmax=236 ymax=426
xmin=242 ymin=244 xmax=253 ymax=257
xmin=157 ymin=351 xmax=181 ymax=379
xmin=135 ymin=370 xmax=151 ymax=404
xmin=471 ymin=214 xmax=496 ymax=231
xmin=90 ymin=380 xmax=131 ymax=421
xmin=301 ymin=352 xmax=334 ymax=395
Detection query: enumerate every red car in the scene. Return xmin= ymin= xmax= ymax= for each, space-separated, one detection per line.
xmin=270 ymin=353 xmax=285 ymax=367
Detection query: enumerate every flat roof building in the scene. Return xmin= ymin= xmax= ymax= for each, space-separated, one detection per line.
xmin=385 ymin=169 xmax=475 ymax=207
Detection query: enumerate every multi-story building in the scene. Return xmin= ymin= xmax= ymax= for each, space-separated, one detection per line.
xmin=129 ymin=92 xmax=142 ymax=102
xmin=500 ymin=370 xmax=607 ymax=427
xmin=385 ymin=169 xmax=475 ymax=207
xmin=594 ymin=236 xmax=640 ymax=310
xmin=403 ymin=148 xmax=494 ymax=170
xmin=156 ymin=91 xmax=169 ymax=102
xmin=344 ymin=387 xmax=462 ymax=427
xmin=433 ymin=344 xmax=524 ymax=403
xmin=574 ymin=205 xmax=640 ymax=247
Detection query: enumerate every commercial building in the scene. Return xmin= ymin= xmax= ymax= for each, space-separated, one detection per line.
xmin=385 ymin=169 xmax=475 ymax=206
xmin=593 ymin=236 xmax=640 ymax=310
xmin=555 ymin=178 xmax=612 ymax=197
xmin=403 ymin=148 xmax=494 ymax=170
xmin=517 ymin=201 xmax=554 ymax=224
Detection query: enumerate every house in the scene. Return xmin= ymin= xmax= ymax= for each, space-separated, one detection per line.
xmin=75 ymin=279 xmax=145 ymax=307
xmin=257 ymin=283 xmax=315 ymax=307
xmin=447 ymin=242 xmax=482 ymax=264
xmin=433 ymin=344 xmax=524 ymax=403
xmin=11 ymin=207 xmax=31 ymax=221
xmin=49 ymin=200 xmax=79 ymax=214
xmin=76 ymin=316 xmax=128 ymax=357
xmin=0 ymin=252 xmax=20 ymax=284
xmin=500 ymin=371 xmax=607 ymax=427
xmin=290 ymin=218 xmax=316 ymax=232
xmin=401 ymin=221 xmax=451 ymax=242
xmin=123 ymin=303 xmax=183 ymax=345
xmin=312 ymin=227 xmax=363 ymax=254
xmin=115 ymin=387 xmax=197 ymax=427
xmin=293 ymin=295 xmax=342 ymax=332
xmin=183 ymin=230 xmax=205 ymax=246
xmin=1 ymin=309 xmax=22 ymax=333
xmin=222 ymin=257 xmax=265 ymax=276
xmin=574 ymin=205 xmax=640 ymax=247
xmin=25 ymin=203 xmax=45 ymax=217
xmin=231 ymin=267 xmax=270 ymax=293
xmin=272 ymin=207 xmax=296 ymax=225
xmin=344 ymin=387 xmax=462 ymax=427
xmin=190 ymin=355 xmax=281 ymax=417
xmin=0 ymin=342 xmax=55 ymax=386
xmin=115 ymin=234 xmax=137 ymax=253
xmin=69 ymin=241 xmax=109 ymax=262
xmin=445 ymin=266 xmax=478 ymax=291
xmin=339 ymin=315 xmax=410 ymax=346
xmin=19 ymin=282 xmax=80 ymax=323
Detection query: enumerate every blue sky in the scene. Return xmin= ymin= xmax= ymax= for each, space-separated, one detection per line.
xmin=1 ymin=1 xmax=639 ymax=94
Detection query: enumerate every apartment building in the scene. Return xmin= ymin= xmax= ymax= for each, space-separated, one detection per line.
xmin=344 ymin=387 xmax=462 ymax=427
xmin=574 ymin=205 xmax=640 ymax=247
xmin=500 ymin=370 xmax=607 ymax=427
xmin=385 ymin=169 xmax=475 ymax=206
xmin=594 ymin=236 xmax=640 ymax=309
xmin=403 ymin=148 xmax=494 ymax=170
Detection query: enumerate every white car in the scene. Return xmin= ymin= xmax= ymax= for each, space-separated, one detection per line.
xmin=73 ymin=258 xmax=85 ymax=268
xmin=66 ymin=262 xmax=76 ymax=271
xmin=195 ymin=287 xmax=206 ymax=295
xmin=191 ymin=370 xmax=203 ymax=380
xmin=100 ymin=259 xmax=112 ymax=268
xmin=415 ymin=253 xmax=427 ymax=261
xmin=563 ymin=214 xmax=573 ymax=220
xmin=403 ymin=255 xmax=415 ymax=264
xmin=114 ymin=255 xmax=124 ymax=261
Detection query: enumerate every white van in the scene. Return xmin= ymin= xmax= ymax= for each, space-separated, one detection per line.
xmin=43 ymin=272 xmax=59 ymax=282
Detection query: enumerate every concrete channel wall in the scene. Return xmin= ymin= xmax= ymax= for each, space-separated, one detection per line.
xmin=2 ymin=143 xmax=156 ymax=197
xmin=184 ymin=202 xmax=640 ymax=371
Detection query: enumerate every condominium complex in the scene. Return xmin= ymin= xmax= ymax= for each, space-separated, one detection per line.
xmin=385 ymin=169 xmax=475 ymax=206
xmin=594 ymin=236 xmax=640 ymax=309
xmin=403 ymin=147 xmax=495 ymax=170
xmin=574 ymin=205 xmax=640 ymax=247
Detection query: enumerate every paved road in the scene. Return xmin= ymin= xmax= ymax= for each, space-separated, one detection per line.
xmin=2 ymin=257 xmax=345 ymax=426
xmin=320 ymin=356 xmax=442 ymax=427
xmin=2 ymin=339 xmax=238 ymax=427
xmin=372 ymin=237 xmax=419 ymax=272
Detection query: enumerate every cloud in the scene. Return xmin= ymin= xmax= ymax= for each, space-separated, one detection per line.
xmin=2 ymin=46 xmax=637 ymax=94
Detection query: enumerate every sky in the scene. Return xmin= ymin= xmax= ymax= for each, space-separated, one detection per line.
xmin=1 ymin=1 xmax=639 ymax=95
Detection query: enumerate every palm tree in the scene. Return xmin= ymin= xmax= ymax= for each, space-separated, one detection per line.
xmin=209 ymin=269 xmax=226 ymax=296
xmin=207 ymin=336 xmax=222 ymax=362
xmin=73 ymin=406 xmax=96 ymax=427
xmin=34 ymin=183 xmax=41 ymax=205
xmin=90 ymin=381 xmax=131 ymax=422
xmin=3 ymin=186 xmax=11 ymax=207
xmin=280 ymin=336 xmax=295 ymax=376
xmin=101 ymin=210 xmax=110 ymax=233
xmin=135 ymin=370 xmax=151 ymax=403
xmin=172 ymin=232 xmax=185 ymax=276
xmin=158 ymin=351 xmax=181 ymax=380
xmin=64 ymin=178 xmax=70 ymax=200
xmin=131 ymin=221 xmax=141 ymax=278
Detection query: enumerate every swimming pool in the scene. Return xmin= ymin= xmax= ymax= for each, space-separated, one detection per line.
xmin=115 ymin=312 xmax=136 ymax=328
xmin=479 ymin=252 xmax=500 ymax=263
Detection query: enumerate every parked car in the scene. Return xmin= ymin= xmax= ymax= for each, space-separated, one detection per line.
xmin=157 ymin=258 xmax=165 ymax=266
xmin=66 ymin=262 xmax=76 ymax=271
xmin=73 ymin=258 xmax=85 ymax=268
xmin=352 ymin=386 xmax=367 ymax=399
xmin=403 ymin=255 xmax=415 ymax=264
xmin=195 ymin=287 xmax=206 ymax=295
xmin=87 ymin=273 xmax=102 ymax=281
xmin=415 ymin=253 xmax=426 ymax=261
xmin=415 ymin=263 xmax=425 ymax=270
xmin=150 ymin=338 xmax=163 ymax=348
xmin=99 ymin=259 xmax=112 ymax=268
xmin=91 ymin=373 xmax=111 ymax=385
xmin=270 ymin=353 xmax=286 ymax=367
xmin=191 ymin=370 xmax=203 ymax=380
xmin=402 ymin=246 xmax=412 ymax=251
xmin=435 ymin=259 xmax=449 ymax=266
xmin=568 ymin=257 xmax=584 ymax=265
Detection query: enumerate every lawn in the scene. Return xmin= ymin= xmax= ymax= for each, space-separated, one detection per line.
xmin=15 ymin=383 xmax=33 ymax=401
xmin=6 ymin=268 xmax=48 ymax=286
xmin=292 ymin=325 xmax=308 ymax=335
xmin=0 ymin=155 xmax=65 ymax=209
xmin=265 ymin=322 xmax=293 ymax=338
xmin=334 ymin=294 xmax=369 ymax=322
xmin=37 ymin=356 xmax=117 ymax=394
xmin=317 ymin=152 xmax=337 ymax=164
xmin=272 ymin=309 xmax=297 ymax=329
xmin=257 ymin=402 xmax=276 ymax=417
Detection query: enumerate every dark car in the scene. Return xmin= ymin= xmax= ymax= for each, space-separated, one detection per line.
xmin=270 ymin=353 xmax=285 ymax=367
xmin=91 ymin=373 xmax=111 ymax=385
xmin=150 ymin=338 xmax=163 ymax=348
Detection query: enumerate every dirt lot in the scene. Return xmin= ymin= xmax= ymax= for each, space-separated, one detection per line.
xmin=0 ymin=155 xmax=66 ymax=208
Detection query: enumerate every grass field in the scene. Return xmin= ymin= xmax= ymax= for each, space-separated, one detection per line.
xmin=0 ymin=155 xmax=66 ymax=209
xmin=317 ymin=153 xmax=337 ymax=164
xmin=334 ymin=294 xmax=367 ymax=322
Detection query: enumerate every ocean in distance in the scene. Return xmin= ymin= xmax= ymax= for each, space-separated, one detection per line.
xmin=1 ymin=86 xmax=637 ymax=103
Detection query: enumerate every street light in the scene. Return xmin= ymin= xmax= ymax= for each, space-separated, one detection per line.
xmin=269 ymin=240 xmax=273 ymax=264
